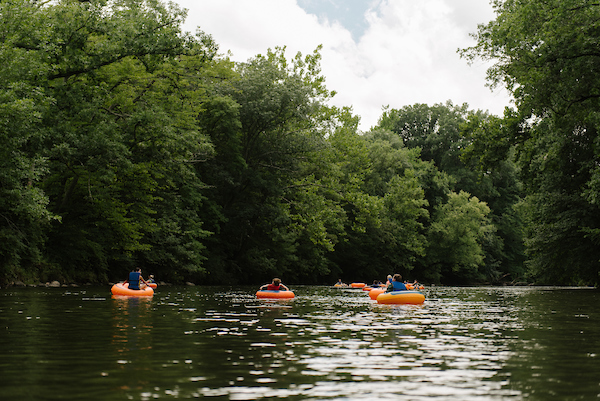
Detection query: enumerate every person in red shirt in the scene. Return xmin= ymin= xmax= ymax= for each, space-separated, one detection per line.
xmin=260 ymin=278 xmax=289 ymax=291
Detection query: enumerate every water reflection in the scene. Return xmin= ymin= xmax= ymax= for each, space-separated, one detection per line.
xmin=185 ymin=286 xmax=597 ymax=400
xmin=1 ymin=285 xmax=598 ymax=400
xmin=111 ymin=295 xmax=153 ymax=353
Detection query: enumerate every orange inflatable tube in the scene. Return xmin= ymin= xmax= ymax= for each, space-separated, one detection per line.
xmin=111 ymin=282 xmax=154 ymax=297
xmin=256 ymin=290 xmax=295 ymax=299
xmin=376 ymin=291 xmax=425 ymax=305
xmin=369 ymin=288 xmax=385 ymax=300
xmin=350 ymin=282 xmax=366 ymax=288
xmin=405 ymin=283 xmax=424 ymax=290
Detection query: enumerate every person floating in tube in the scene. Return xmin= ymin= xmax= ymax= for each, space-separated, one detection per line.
xmin=124 ymin=267 xmax=150 ymax=290
xmin=386 ymin=274 xmax=407 ymax=292
xmin=260 ymin=278 xmax=289 ymax=291
xmin=334 ymin=279 xmax=348 ymax=287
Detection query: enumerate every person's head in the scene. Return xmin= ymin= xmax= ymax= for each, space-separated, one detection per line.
xmin=393 ymin=274 xmax=402 ymax=282
xmin=272 ymin=278 xmax=281 ymax=285
xmin=134 ymin=267 xmax=141 ymax=272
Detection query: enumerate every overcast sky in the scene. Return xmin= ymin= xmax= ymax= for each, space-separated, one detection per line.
xmin=174 ymin=0 xmax=512 ymax=130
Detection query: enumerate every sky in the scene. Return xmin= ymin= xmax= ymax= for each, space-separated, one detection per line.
xmin=173 ymin=0 xmax=512 ymax=131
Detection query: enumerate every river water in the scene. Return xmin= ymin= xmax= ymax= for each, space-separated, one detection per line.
xmin=1 ymin=285 xmax=598 ymax=400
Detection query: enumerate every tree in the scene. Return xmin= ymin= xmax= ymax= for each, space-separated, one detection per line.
xmin=461 ymin=0 xmax=600 ymax=285
xmin=425 ymin=191 xmax=496 ymax=283
xmin=197 ymin=47 xmax=343 ymax=284
xmin=375 ymin=102 xmax=525 ymax=283
xmin=359 ymin=129 xmax=430 ymax=277
xmin=378 ymin=102 xmax=469 ymax=173
xmin=0 ymin=68 xmax=54 ymax=283
xmin=0 ymin=0 xmax=57 ymax=283
xmin=0 ymin=0 xmax=218 ymax=283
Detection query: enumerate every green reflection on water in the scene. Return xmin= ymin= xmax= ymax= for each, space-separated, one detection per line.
xmin=0 ymin=285 xmax=598 ymax=400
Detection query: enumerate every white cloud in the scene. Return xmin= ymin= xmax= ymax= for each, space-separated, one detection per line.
xmin=176 ymin=0 xmax=511 ymax=130
xmin=182 ymin=1 xmax=330 ymax=59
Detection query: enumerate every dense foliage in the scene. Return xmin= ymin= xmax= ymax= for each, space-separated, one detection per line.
xmin=0 ymin=0 xmax=596 ymax=286
xmin=461 ymin=0 xmax=600 ymax=285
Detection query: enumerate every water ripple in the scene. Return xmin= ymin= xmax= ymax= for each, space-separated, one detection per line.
xmin=1 ymin=285 xmax=598 ymax=400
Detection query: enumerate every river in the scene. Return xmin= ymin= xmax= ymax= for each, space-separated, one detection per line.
xmin=1 ymin=285 xmax=598 ymax=400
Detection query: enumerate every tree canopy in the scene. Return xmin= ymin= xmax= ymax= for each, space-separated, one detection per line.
xmin=461 ymin=0 xmax=600 ymax=285
xmin=1 ymin=0 xmax=596 ymax=287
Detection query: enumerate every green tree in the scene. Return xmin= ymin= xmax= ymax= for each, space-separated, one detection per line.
xmin=198 ymin=47 xmax=342 ymax=284
xmin=426 ymin=191 xmax=496 ymax=283
xmin=0 ymin=68 xmax=54 ymax=283
xmin=378 ymin=102 xmax=469 ymax=173
xmin=321 ymin=122 xmax=386 ymax=282
xmin=358 ymin=129 xmax=430 ymax=279
xmin=376 ymin=102 xmax=525 ymax=283
xmin=0 ymin=0 xmax=58 ymax=283
xmin=1 ymin=0 xmax=218 ymax=283
xmin=461 ymin=0 xmax=600 ymax=285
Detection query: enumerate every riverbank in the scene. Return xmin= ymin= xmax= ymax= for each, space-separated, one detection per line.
xmin=2 ymin=280 xmax=176 ymax=289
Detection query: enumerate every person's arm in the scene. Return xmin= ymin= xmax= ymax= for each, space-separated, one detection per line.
xmin=259 ymin=284 xmax=267 ymax=290
xmin=140 ymin=276 xmax=150 ymax=286
xmin=280 ymin=284 xmax=289 ymax=291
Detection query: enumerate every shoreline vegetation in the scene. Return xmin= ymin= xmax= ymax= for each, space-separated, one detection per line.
xmin=5 ymin=280 xmax=594 ymax=290
xmin=1 ymin=0 xmax=599 ymax=288
xmin=4 ymin=280 xmax=178 ymax=289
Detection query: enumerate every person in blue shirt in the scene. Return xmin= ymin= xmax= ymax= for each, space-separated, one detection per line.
xmin=124 ymin=267 xmax=150 ymax=290
xmin=386 ymin=274 xmax=407 ymax=292
xmin=334 ymin=278 xmax=347 ymax=287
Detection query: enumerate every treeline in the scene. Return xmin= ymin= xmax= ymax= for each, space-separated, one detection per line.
xmin=0 ymin=0 xmax=597 ymax=286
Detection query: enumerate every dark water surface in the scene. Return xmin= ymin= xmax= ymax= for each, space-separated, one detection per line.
xmin=1 ymin=285 xmax=598 ymax=400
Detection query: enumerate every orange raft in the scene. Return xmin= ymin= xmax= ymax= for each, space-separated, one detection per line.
xmin=405 ymin=283 xmax=425 ymax=290
xmin=350 ymin=282 xmax=366 ymax=288
xmin=256 ymin=290 xmax=295 ymax=299
xmin=369 ymin=288 xmax=385 ymax=300
xmin=376 ymin=290 xmax=425 ymax=305
xmin=111 ymin=282 xmax=154 ymax=297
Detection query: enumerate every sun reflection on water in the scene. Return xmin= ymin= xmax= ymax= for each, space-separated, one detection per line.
xmin=149 ymin=286 xmax=534 ymax=400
